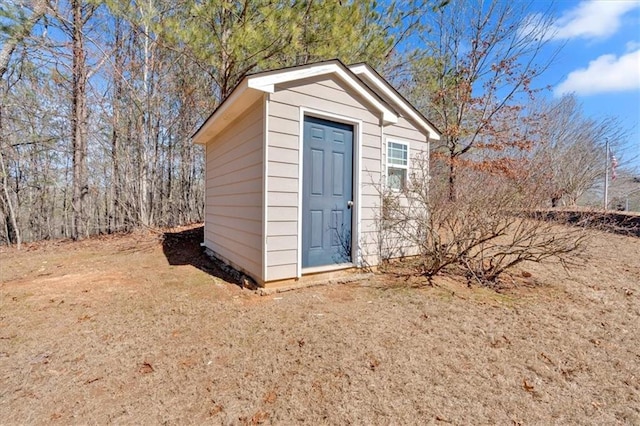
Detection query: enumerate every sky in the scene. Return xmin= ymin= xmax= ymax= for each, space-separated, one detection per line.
xmin=3 ymin=0 xmax=638 ymax=170
xmin=529 ymin=0 xmax=640 ymax=170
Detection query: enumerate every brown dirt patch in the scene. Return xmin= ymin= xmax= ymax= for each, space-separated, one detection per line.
xmin=1 ymin=225 xmax=639 ymax=424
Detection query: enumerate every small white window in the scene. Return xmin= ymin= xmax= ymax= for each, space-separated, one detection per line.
xmin=387 ymin=141 xmax=408 ymax=190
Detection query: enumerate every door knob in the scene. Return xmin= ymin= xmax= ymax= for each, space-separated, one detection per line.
xmin=347 ymin=200 xmax=354 ymax=209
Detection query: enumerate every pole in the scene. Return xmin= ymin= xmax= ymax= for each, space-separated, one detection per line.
xmin=604 ymin=138 xmax=609 ymax=210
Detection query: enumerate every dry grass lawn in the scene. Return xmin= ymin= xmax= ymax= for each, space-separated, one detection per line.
xmin=1 ymin=225 xmax=639 ymax=425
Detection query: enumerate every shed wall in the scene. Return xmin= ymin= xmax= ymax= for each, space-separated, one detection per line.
xmin=266 ymin=75 xmax=384 ymax=280
xmin=204 ymin=100 xmax=264 ymax=281
xmin=378 ymin=117 xmax=430 ymax=259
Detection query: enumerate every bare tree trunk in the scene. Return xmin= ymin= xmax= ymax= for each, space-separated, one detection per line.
xmin=137 ymin=115 xmax=149 ymax=226
xmin=0 ymin=0 xmax=48 ymax=247
xmin=0 ymin=149 xmax=20 ymax=249
xmin=148 ymin=114 xmax=161 ymax=226
xmin=109 ymin=17 xmax=124 ymax=234
xmin=71 ymin=0 xmax=89 ymax=240
xmin=448 ymin=151 xmax=457 ymax=202
xmin=110 ymin=114 xmax=120 ymax=233
xmin=137 ymin=7 xmax=152 ymax=227
xmin=0 ymin=92 xmax=21 ymax=247
xmin=166 ymin=127 xmax=173 ymax=225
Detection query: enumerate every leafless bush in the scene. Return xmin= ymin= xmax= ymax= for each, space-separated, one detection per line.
xmin=377 ymin=153 xmax=590 ymax=285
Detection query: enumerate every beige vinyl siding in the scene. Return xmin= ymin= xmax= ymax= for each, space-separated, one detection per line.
xmin=380 ymin=116 xmax=430 ymax=259
xmin=266 ymin=75 xmax=383 ymax=280
xmin=386 ymin=117 xmax=428 ymax=143
xmin=204 ymin=100 xmax=264 ymax=282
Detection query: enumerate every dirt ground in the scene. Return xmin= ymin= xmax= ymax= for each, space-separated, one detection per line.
xmin=1 ymin=225 xmax=639 ymax=425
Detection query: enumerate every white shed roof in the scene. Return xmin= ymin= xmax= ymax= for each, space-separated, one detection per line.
xmin=192 ymin=59 xmax=441 ymax=144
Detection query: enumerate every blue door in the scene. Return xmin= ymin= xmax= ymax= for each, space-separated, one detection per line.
xmin=302 ymin=116 xmax=354 ymax=268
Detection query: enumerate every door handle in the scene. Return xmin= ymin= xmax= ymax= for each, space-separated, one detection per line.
xmin=347 ymin=200 xmax=354 ymax=209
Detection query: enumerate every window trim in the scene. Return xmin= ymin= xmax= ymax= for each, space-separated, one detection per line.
xmin=386 ymin=139 xmax=410 ymax=191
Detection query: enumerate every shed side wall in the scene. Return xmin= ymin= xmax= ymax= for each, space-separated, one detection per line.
xmin=379 ymin=116 xmax=430 ymax=259
xmin=204 ymin=100 xmax=263 ymax=282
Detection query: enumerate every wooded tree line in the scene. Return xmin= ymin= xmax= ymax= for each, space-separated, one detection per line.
xmin=0 ymin=0 xmax=632 ymax=247
xmin=0 ymin=0 xmax=415 ymax=246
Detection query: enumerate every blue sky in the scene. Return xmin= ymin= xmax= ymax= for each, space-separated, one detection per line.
xmin=530 ymin=0 xmax=640 ymax=170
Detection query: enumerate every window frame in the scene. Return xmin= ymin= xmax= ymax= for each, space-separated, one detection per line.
xmin=386 ymin=139 xmax=410 ymax=191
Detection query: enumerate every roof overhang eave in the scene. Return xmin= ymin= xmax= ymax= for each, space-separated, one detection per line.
xmin=193 ymin=79 xmax=262 ymax=145
xmin=348 ymin=63 xmax=441 ymax=141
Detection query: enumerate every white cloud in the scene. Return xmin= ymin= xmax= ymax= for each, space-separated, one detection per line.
xmin=626 ymin=40 xmax=640 ymax=52
xmin=551 ymin=0 xmax=640 ymax=40
xmin=555 ymin=49 xmax=640 ymax=96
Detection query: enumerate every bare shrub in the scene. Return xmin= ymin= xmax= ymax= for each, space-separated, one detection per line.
xmin=377 ymin=153 xmax=590 ymax=285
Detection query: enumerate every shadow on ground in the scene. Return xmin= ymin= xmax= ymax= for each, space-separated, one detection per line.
xmin=161 ymin=225 xmax=244 ymax=287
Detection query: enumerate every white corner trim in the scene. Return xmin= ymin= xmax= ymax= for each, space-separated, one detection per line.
xmin=262 ymin=93 xmax=270 ymax=282
xmin=379 ymin=123 xmax=385 ymax=264
xmin=349 ymin=64 xmax=441 ymax=141
xmin=354 ymin=116 xmax=363 ymax=268
xmin=297 ymin=107 xmax=305 ymax=279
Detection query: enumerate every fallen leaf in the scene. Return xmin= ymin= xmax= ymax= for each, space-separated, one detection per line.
xmin=249 ymin=410 xmax=269 ymax=425
xmin=139 ymin=362 xmax=154 ymax=374
xmin=522 ymin=378 xmax=535 ymax=392
xmin=209 ymin=401 xmax=223 ymax=416
xmin=369 ymin=357 xmax=380 ymax=371
xmin=263 ymin=390 xmax=277 ymax=404
xmin=539 ymin=352 xmax=554 ymax=365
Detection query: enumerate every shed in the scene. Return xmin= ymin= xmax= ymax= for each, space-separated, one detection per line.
xmin=192 ymin=60 xmax=440 ymax=288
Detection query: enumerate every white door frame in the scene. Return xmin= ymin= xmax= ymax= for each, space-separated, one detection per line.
xmin=297 ymin=107 xmax=363 ymax=278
